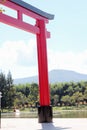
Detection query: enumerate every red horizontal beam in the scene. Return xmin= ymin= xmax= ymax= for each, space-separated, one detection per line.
xmin=0 ymin=12 xmax=40 ymax=34
xmin=0 ymin=13 xmax=50 ymax=37
xmin=0 ymin=0 xmax=50 ymax=37
xmin=0 ymin=0 xmax=48 ymax=22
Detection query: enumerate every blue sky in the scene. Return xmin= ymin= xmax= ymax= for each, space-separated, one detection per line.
xmin=0 ymin=0 xmax=87 ymax=78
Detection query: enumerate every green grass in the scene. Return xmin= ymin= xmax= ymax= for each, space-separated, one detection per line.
xmin=1 ymin=105 xmax=87 ymax=113
xmin=1 ymin=107 xmax=37 ymax=113
xmin=53 ymin=105 xmax=87 ymax=111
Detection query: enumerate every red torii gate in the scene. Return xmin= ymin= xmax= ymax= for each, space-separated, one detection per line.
xmin=0 ymin=0 xmax=54 ymax=122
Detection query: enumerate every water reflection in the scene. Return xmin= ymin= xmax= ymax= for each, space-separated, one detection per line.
xmin=54 ymin=110 xmax=87 ymax=118
xmin=1 ymin=110 xmax=87 ymax=118
xmin=1 ymin=111 xmax=37 ymax=118
xmin=14 ymin=109 xmax=20 ymax=118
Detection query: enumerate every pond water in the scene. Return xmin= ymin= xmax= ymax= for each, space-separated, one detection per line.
xmin=1 ymin=110 xmax=87 ymax=118
xmin=54 ymin=110 xmax=87 ymax=118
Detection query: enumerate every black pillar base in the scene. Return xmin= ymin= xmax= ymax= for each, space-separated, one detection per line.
xmin=38 ymin=106 xmax=53 ymax=123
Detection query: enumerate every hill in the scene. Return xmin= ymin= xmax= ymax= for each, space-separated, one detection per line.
xmin=13 ymin=69 xmax=87 ymax=84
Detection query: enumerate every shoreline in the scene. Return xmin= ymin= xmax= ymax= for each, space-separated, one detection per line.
xmin=1 ymin=110 xmax=87 ymax=118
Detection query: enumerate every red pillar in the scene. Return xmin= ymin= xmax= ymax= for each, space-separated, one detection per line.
xmin=36 ymin=19 xmax=50 ymax=106
xmin=36 ymin=20 xmax=52 ymax=122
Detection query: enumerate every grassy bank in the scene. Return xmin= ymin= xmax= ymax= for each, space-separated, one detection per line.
xmin=1 ymin=105 xmax=87 ymax=113
xmin=53 ymin=105 xmax=87 ymax=111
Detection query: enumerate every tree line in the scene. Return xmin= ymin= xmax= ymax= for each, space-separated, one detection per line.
xmin=0 ymin=72 xmax=87 ymax=110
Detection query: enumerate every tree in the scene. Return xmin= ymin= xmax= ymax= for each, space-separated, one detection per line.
xmin=0 ymin=72 xmax=7 ymax=110
xmin=14 ymin=92 xmax=26 ymax=108
xmin=84 ymin=88 xmax=87 ymax=102
xmin=28 ymin=83 xmax=38 ymax=107
xmin=66 ymin=85 xmax=74 ymax=96
xmin=61 ymin=95 xmax=71 ymax=106
xmin=6 ymin=71 xmax=15 ymax=109
xmin=0 ymin=71 xmax=15 ymax=109
xmin=15 ymin=83 xmax=30 ymax=97
xmin=73 ymin=92 xmax=83 ymax=106
xmin=53 ymin=94 xmax=59 ymax=106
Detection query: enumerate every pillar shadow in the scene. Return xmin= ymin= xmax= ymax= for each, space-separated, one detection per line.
xmin=38 ymin=123 xmax=71 ymax=130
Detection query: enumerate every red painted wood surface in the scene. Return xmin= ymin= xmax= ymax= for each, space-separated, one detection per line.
xmin=0 ymin=0 xmax=51 ymax=106
xmin=36 ymin=20 xmax=50 ymax=106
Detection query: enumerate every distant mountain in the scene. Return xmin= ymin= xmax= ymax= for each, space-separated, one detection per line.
xmin=49 ymin=69 xmax=87 ymax=83
xmin=14 ymin=75 xmax=38 ymax=85
xmin=13 ymin=69 xmax=87 ymax=84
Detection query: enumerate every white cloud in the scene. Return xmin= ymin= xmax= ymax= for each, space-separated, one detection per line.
xmin=0 ymin=39 xmax=38 ymax=78
xmin=0 ymin=40 xmax=87 ymax=78
xmin=48 ymin=49 xmax=87 ymax=74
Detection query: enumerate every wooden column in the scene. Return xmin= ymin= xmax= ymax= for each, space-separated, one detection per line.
xmin=36 ymin=20 xmax=53 ymax=123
